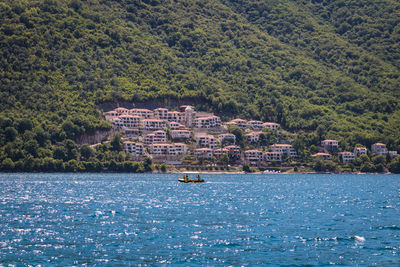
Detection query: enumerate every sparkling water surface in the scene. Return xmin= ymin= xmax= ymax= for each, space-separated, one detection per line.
xmin=0 ymin=173 xmax=399 ymax=266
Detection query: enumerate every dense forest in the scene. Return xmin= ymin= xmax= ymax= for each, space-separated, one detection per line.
xmin=0 ymin=0 xmax=400 ymax=172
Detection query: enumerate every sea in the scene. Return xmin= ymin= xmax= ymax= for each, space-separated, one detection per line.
xmin=0 ymin=173 xmax=399 ymax=266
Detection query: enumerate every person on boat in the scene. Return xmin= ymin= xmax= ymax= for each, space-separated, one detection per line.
xmin=185 ymin=174 xmax=188 ymax=182
xmin=196 ymin=174 xmax=201 ymax=181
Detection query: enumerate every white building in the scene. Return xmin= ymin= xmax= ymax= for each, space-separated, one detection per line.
xmin=270 ymin=144 xmax=297 ymax=157
xmin=170 ymin=130 xmax=191 ymax=139
xmin=338 ymin=151 xmax=355 ymax=163
xmin=130 ymin=108 xmax=153 ymax=118
xmin=354 ymin=147 xmax=368 ymax=157
xmin=194 ymin=116 xmax=221 ymax=128
xmin=148 ymin=143 xmax=187 ymax=156
xmin=168 ymin=121 xmax=186 ymax=130
xmin=263 ymin=122 xmax=280 ymax=131
xmin=118 ymin=115 xmax=141 ymax=128
xmin=167 ymin=111 xmax=185 ymax=123
xmin=244 ymin=150 xmax=263 ymax=162
xmin=141 ymin=119 xmax=166 ymax=131
xmin=321 ymin=140 xmax=339 ymax=150
xmin=246 ymin=131 xmax=263 ymax=144
xmin=226 ymin=118 xmax=247 ymax=130
xmin=247 ymin=120 xmax=264 ymax=130
xmin=145 ymin=130 xmax=167 ymax=145
xmin=264 ymin=151 xmax=282 ymax=162
xmin=195 ymin=134 xmax=217 ymax=149
xmin=154 ymin=108 xmax=169 ymax=120
xmin=225 ymin=145 xmax=241 ymax=159
xmin=371 ymin=143 xmax=387 ymax=155
xmin=218 ymin=133 xmax=236 ymax=144
xmin=123 ymin=141 xmax=144 ymax=157
xmin=195 ymin=148 xmax=214 ymax=159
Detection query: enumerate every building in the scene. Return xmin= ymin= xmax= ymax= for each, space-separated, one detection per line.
xmin=104 ymin=110 xmax=119 ymax=121
xmin=264 ymin=152 xmax=282 ymax=162
xmin=213 ymin=148 xmax=229 ymax=158
xmin=166 ymin=111 xmax=185 ymax=123
xmin=118 ymin=115 xmax=141 ymax=128
xmin=225 ymin=145 xmax=241 ymax=159
xmin=244 ymin=150 xmax=263 ymax=163
xmin=184 ymin=106 xmax=194 ymax=127
xmin=263 ymin=122 xmax=280 ymax=131
xmin=321 ymin=140 xmax=339 ymax=150
xmin=154 ymin=108 xmax=169 ymax=120
xmin=130 ymin=108 xmax=153 ymax=118
xmin=218 ymin=133 xmax=236 ymax=145
xmin=226 ymin=119 xmax=247 ymax=130
xmin=114 ymin=107 xmax=130 ymax=115
xmin=168 ymin=122 xmax=186 ymax=130
xmin=195 ymin=134 xmax=217 ymax=149
xmin=173 ymin=143 xmax=187 ymax=155
xmin=195 ymin=148 xmax=214 ymax=159
xmin=269 ymin=144 xmax=297 ymax=157
xmin=389 ymin=151 xmax=398 ymax=158
xmin=338 ymin=151 xmax=355 ymax=163
xmin=246 ymin=131 xmax=263 ymax=144
xmin=144 ymin=130 xmax=167 ymax=145
xmin=194 ymin=115 xmax=221 ymax=128
xmin=123 ymin=141 xmax=144 ymax=157
xmin=371 ymin=143 xmax=387 ymax=155
xmin=247 ymin=120 xmax=264 ymax=130
xmin=354 ymin=147 xmax=367 ymax=157
xmin=148 ymin=143 xmax=186 ymax=156
xmin=170 ymin=130 xmax=191 ymax=139
xmin=312 ymin=153 xmax=332 ymax=160
xmin=141 ymin=119 xmax=166 ymax=131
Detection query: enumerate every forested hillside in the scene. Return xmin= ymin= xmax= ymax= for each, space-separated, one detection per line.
xmin=1 ymin=0 xmax=400 ymax=171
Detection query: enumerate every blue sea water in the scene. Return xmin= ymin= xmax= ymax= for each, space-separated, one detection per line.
xmin=0 ymin=173 xmax=399 ymax=266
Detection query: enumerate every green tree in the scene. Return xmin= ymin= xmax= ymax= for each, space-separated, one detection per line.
xmin=80 ymin=144 xmax=94 ymax=160
xmin=4 ymin=127 xmax=18 ymax=142
xmin=110 ymin=133 xmax=123 ymax=151
xmin=388 ymin=157 xmax=400 ymax=173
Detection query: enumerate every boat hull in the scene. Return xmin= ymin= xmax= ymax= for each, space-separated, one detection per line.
xmin=178 ymin=178 xmax=205 ymax=183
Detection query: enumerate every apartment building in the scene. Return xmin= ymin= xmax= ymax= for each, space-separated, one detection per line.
xmin=170 ymin=130 xmax=191 ymax=139
xmin=338 ymin=151 xmax=355 ymax=163
xmin=195 ymin=134 xmax=217 ymax=149
xmin=123 ymin=141 xmax=144 ymax=157
xmin=144 ymin=130 xmax=167 ymax=145
xmin=194 ymin=116 xmax=221 ymax=128
xmin=270 ymin=144 xmax=297 ymax=157
xmin=264 ymin=151 xmax=282 ymax=162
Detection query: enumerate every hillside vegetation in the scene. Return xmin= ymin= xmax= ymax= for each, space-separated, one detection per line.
xmin=0 ymin=0 xmax=400 ymax=171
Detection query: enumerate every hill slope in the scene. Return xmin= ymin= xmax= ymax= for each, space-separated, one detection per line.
xmin=0 ymin=0 xmax=399 ymax=152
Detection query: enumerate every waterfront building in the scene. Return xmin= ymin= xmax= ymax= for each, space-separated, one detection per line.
xmin=371 ymin=143 xmax=387 ymax=155
xmin=354 ymin=147 xmax=368 ymax=157
xmin=225 ymin=145 xmax=241 ymax=159
xmin=244 ymin=150 xmax=263 ymax=162
xmin=195 ymin=148 xmax=214 ymax=159
xmin=123 ymin=141 xmax=144 ymax=157
xmin=338 ymin=151 xmax=355 ymax=163
xmin=270 ymin=144 xmax=297 ymax=157
xmin=263 ymin=151 xmax=282 ymax=162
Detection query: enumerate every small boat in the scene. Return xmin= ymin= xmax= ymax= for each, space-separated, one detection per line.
xmin=178 ymin=174 xmax=205 ymax=183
